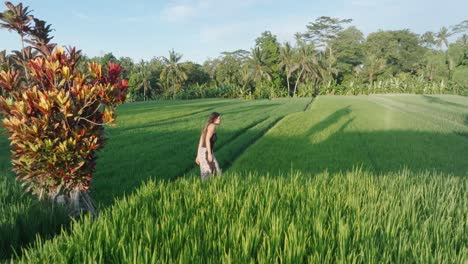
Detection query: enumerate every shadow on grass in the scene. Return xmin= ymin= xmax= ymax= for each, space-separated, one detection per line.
xmin=229 ymin=106 xmax=468 ymax=178
xmin=91 ymin=115 xmax=275 ymax=206
xmin=0 ymin=176 xmax=70 ymax=261
xmin=1 ymin=98 xmax=466 ymax=261
xmin=112 ymin=107 xmax=215 ymax=134
xmin=0 ymin=100 xmax=294 ymax=260
xmin=0 ymin=132 xmax=70 ymax=261
xmin=219 ymin=103 xmax=281 ymax=116
xmin=116 ymin=100 xmax=239 ymax=117
xmin=422 ymin=95 xmax=468 ymax=109
xmin=305 ymin=106 xmax=351 ymax=136
xmin=112 ymin=103 xmax=281 ymax=135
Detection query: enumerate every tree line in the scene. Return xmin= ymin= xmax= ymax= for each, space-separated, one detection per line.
xmin=81 ymin=17 xmax=468 ymax=100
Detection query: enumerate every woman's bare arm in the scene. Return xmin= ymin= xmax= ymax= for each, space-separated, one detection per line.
xmin=197 ymin=130 xmax=204 ymax=152
xmin=195 ymin=129 xmax=205 ymax=164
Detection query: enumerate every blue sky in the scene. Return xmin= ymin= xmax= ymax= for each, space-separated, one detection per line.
xmin=1 ymin=0 xmax=466 ymax=63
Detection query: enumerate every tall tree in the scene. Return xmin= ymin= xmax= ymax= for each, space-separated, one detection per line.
xmin=452 ymin=20 xmax=468 ymax=35
xmin=99 ymin=52 xmax=117 ymax=67
xmin=249 ymin=47 xmax=271 ymax=86
xmin=139 ymin=60 xmax=151 ymax=101
xmin=221 ymin=49 xmax=250 ymax=61
xmin=213 ymin=54 xmax=243 ymax=86
xmin=160 ymin=49 xmax=188 ymax=99
xmin=239 ymin=65 xmax=252 ymax=96
xmin=181 ymin=62 xmax=210 ymax=86
xmin=420 ymin=51 xmax=447 ymax=81
xmin=303 ymin=16 xmax=353 ymax=46
xmin=329 ymin=26 xmax=365 ymax=82
xmin=366 ymin=30 xmax=424 ymax=75
xmin=457 ymin=34 xmax=468 ymax=45
xmin=362 ymin=52 xmax=386 ymax=83
xmin=279 ymin=42 xmax=298 ymax=96
xmin=301 ymin=17 xmax=352 ymax=86
xmin=303 ymin=16 xmax=352 ymax=55
xmin=118 ymin=56 xmax=135 ymax=80
xmin=420 ymin=31 xmax=436 ymax=49
xmin=435 ymin=27 xmax=453 ymax=50
xmin=293 ymin=41 xmax=317 ymax=97
xmin=254 ymin=31 xmax=283 ymax=90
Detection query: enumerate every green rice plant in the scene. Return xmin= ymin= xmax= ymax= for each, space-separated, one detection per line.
xmin=92 ymin=98 xmax=311 ymax=206
xmin=230 ymin=95 xmax=468 ymax=177
xmin=0 ymin=98 xmax=311 ymax=260
xmin=2 ymin=95 xmax=467 ymax=262
xmin=12 ymin=169 xmax=467 ymax=263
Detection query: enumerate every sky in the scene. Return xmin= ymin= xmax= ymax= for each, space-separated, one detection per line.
xmin=0 ymin=0 xmax=467 ymax=63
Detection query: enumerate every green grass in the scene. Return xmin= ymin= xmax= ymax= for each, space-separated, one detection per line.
xmin=1 ymin=95 xmax=467 ymax=262
xmin=230 ymin=95 xmax=468 ymax=177
xmin=93 ymin=98 xmax=311 ymax=205
xmin=12 ymin=171 xmax=468 ymax=263
xmin=0 ymin=129 xmax=68 ymax=260
xmin=0 ymin=98 xmax=311 ymax=260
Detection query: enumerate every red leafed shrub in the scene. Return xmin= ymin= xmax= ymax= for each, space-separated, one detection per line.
xmin=0 ymin=2 xmax=127 ymax=215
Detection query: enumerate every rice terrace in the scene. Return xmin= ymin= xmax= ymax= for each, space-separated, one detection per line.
xmin=0 ymin=1 xmax=467 ymax=263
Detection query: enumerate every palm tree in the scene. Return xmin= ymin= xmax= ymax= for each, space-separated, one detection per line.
xmin=307 ymin=52 xmax=329 ymax=95
xmin=137 ymin=60 xmax=152 ymax=101
xmin=160 ymin=49 xmax=188 ymax=99
xmin=457 ymin=34 xmax=468 ymax=45
xmin=435 ymin=27 xmax=452 ymax=50
xmin=239 ymin=65 xmax=252 ymax=97
xmin=249 ymin=47 xmax=271 ymax=85
xmin=279 ymin=42 xmax=299 ymax=96
xmin=292 ymin=41 xmax=316 ymax=97
xmin=420 ymin=31 xmax=436 ymax=48
xmin=363 ymin=52 xmax=386 ymax=84
xmin=436 ymin=27 xmax=457 ymax=81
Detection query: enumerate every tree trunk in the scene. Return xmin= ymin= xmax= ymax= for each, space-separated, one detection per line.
xmin=286 ymin=74 xmax=291 ymax=96
xmin=293 ymin=68 xmax=305 ymax=97
xmin=429 ymin=66 xmax=434 ymax=82
xmin=50 ymin=188 xmax=98 ymax=219
xmin=369 ymin=71 xmax=374 ymax=84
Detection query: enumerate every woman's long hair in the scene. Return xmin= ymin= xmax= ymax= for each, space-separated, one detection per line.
xmin=202 ymin=112 xmax=220 ymax=135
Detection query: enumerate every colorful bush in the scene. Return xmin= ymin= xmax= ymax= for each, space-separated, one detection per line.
xmin=0 ymin=2 xmax=128 ymax=215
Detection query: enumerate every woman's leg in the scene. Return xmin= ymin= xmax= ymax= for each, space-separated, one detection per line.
xmin=198 ymin=147 xmax=211 ymax=180
xmin=212 ymin=153 xmax=222 ymax=176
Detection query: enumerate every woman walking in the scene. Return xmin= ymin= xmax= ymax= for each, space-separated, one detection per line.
xmin=195 ymin=112 xmax=222 ymax=180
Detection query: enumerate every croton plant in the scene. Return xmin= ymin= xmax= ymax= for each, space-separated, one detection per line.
xmin=0 ymin=2 xmax=128 ymax=216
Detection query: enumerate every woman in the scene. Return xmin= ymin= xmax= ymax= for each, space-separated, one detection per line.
xmin=195 ymin=112 xmax=222 ymax=180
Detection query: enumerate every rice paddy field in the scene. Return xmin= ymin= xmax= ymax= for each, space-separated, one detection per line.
xmin=1 ymin=95 xmax=467 ymax=263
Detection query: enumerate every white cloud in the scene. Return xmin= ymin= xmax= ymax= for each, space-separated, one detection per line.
xmin=161 ymin=4 xmax=196 ymax=23
xmin=200 ymin=22 xmax=249 ymax=42
xmin=200 ymin=15 xmax=310 ymax=43
xmin=160 ymin=0 xmax=273 ymax=23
